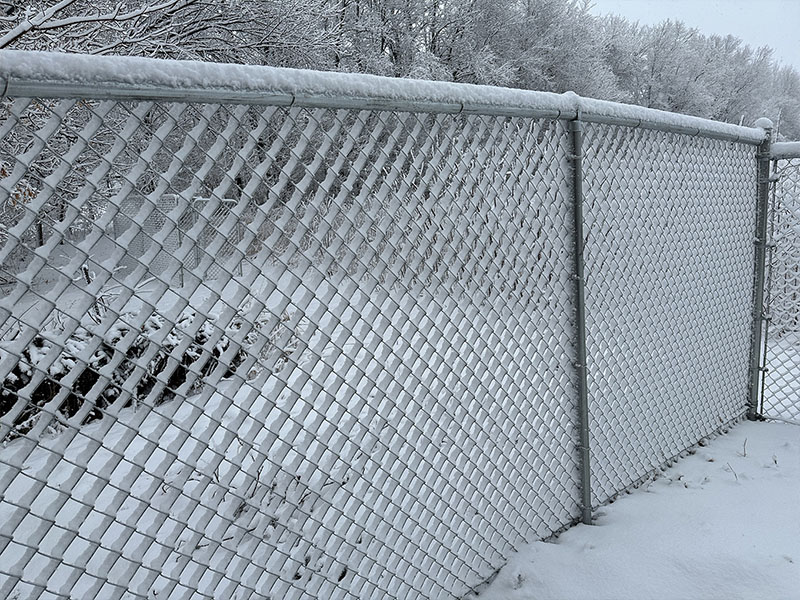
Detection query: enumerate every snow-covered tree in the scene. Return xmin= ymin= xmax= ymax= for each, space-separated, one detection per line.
xmin=0 ymin=0 xmax=339 ymax=67
xmin=765 ymin=65 xmax=800 ymax=139
xmin=1 ymin=0 xmax=799 ymax=133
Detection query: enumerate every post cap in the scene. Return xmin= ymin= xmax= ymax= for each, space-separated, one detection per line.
xmin=754 ymin=117 xmax=774 ymax=130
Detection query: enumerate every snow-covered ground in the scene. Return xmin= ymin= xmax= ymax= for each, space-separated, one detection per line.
xmin=473 ymin=420 xmax=800 ymax=600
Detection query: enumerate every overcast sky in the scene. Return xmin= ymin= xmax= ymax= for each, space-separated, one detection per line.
xmin=589 ymin=0 xmax=800 ymax=69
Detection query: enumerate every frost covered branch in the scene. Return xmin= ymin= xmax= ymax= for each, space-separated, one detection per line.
xmin=0 ymin=0 xmax=340 ymax=66
xmin=0 ymin=0 xmax=192 ymax=49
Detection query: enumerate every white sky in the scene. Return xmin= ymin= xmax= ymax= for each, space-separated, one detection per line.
xmin=589 ymin=0 xmax=800 ymax=69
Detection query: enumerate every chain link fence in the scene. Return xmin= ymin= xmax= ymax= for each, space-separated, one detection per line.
xmin=0 ymin=51 xmax=774 ymax=599
xmin=761 ymin=149 xmax=800 ymax=422
xmin=581 ymin=125 xmax=758 ymax=504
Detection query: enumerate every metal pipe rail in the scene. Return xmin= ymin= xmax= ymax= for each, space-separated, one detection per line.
xmin=1 ymin=50 xmax=767 ymax=144
xmin=771 ymin=142 xmax=800 ymax=160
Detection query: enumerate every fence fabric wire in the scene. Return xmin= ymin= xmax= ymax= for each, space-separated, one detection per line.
xmin=762 ymin=156 xmax=800 ymax=422
xmin=0 ymin=95 xmax=581 ymax=600
xmin=579 ymin=125 xmax=758 ymax=504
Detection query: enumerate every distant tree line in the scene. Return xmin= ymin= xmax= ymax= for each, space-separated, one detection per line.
xmin=2 ymin=0 xmax=799 ymax=137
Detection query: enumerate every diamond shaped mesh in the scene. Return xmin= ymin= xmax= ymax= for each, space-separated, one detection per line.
xmin=0 ymin=97 xmax=580 ymax=600
xmin=580 ymin=124 xmax=757 ymax=504
xmin=763 ymin=156 xmax=800 ymax=422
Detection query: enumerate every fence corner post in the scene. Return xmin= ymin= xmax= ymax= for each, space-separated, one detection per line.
xmin=569 ymin=111 xmax=592 ymax=525
xmin=747 ymin=117 xmax=773 ymax=421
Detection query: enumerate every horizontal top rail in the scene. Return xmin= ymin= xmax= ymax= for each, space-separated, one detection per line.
xmin=1 ymin=50 xmax=768 ymax=144
xmin=771 ymin=142 xmax=800 ymax=159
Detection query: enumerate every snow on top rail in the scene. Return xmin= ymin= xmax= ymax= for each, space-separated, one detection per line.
xmin=772 ymin=142 xmax=800 ymax=159
xmin=0 ymin=50 xmax=767 ymax=144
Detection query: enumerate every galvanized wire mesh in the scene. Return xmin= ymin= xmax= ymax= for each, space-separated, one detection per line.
xmin=0 ymin=96 xmax=580 ymax=600
xmin=580 ymin=125 xmax=757 ymax=504
xmin=762 ymin=156 xmax=800 ymax=422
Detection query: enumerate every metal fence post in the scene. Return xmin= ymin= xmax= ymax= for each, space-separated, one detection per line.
xmin=748 ymin=118 xmax=773 ymax=419
xmin=758 ymin=155 xmax=780 ymax=415
xmin=569 ymin=111 xmax=592 ymax=525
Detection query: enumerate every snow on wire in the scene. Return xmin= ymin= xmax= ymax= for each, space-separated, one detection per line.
xmin=0 ymin=50 xmax=780 ymax=600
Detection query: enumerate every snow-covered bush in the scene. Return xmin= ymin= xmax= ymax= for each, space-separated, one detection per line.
xmin=1 ymin=307 xmax=246 ymax=442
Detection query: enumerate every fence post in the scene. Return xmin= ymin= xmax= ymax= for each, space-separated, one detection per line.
xmin=569 ymin=111 xmax=592 ymax=525
xmin=747 ymin=118 xmax=773 ymax=420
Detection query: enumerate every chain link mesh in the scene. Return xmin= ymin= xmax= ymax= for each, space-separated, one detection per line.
xmin=763 ymin=156 xmax=800 ymax=422
xmin=580 ymin=124 xmax=756 ymax=504
xmin=0 ymin=96 xmax=580 ymax=599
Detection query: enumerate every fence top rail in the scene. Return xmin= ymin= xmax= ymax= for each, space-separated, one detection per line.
xmin=772 ymin=142 xmax=800 ymax=160
xmin=1 ymin=50 xmax=767 ymax=144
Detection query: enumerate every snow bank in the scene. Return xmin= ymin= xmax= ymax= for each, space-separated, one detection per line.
xmin=473 ymin=421 xmax=800 ymax=600
xmin=0 ymin=50 xmax=767 ymax=143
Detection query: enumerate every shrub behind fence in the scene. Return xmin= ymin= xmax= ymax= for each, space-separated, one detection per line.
xmin=0 ymin=51 xmax=772 ymax=599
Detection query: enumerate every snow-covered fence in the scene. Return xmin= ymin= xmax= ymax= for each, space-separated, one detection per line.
xmin=113 ymin=194 xmax=244 ymax=283
xmin=760 ymin=145 xmax=800 ymax=422
xmin=0 ymin=51 xmax=770 ymax=600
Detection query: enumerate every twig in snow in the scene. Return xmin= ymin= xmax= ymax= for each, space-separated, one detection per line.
xmin=726 ymin=462 xmax=739 ymax=482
